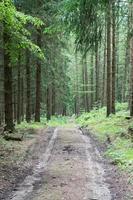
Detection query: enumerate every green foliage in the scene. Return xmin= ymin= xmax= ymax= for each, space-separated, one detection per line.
xmin=76 ymin=103 xmax=133 ymax=171
xmin=16 ymin=118 xmax=47 ymax=130
xmin=0 ymin=0 xmax=44 ymax=63
xmin=60 ymin=0 xmax=105 ymax=52
xmin=76 ymin=103 xmax=129 ymax=139
xmin=47 ymin=116 xmax=69 ymax=127
xmin=16 ymin=116 xmax=69 ymax=130
xmin=106 ymin=138 xmax=133 ymax=172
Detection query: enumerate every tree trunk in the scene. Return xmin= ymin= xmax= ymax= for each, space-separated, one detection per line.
xmin=21 ymin=76 xmax=24 ymax=121
xmin=130 ymin=2 xmax=133 ymax=116
xmin=84 ymin=56 xmax=89 ymax=112
xmin=46 ymin=86 xmax=51 ymax=121
xmin=90 ymin=52 xmax=94 ymax=109
xmin=95 ymin=42 xmax=99 ymax=105
xmin=52 ymin=82 xmax=56 ymax=116
xmin=116 ymin=0 xmax=120 ymax=102
xmin=102 ymin=25 xmax=107 ymax=107
xmin=106 ymin=0 xmax=112 ymax=117
xmin=26 ymin=50 xmax=31 ymax=123
xmin=17 ymin=53 xmax=21 ymax=124
xmin=3 ymin=28 xmax=14 ymax=132
xmin=112 ymin=0 xmax=116 ymax=114
xmin=75 ymin=52 xmax=80 ymax=115
xmin=82 ymin=58 xmax=86 ymax=111
xmin=130 ymin=38 xmax=133 ymax=116
xmin=122 ymin=16 xmax=130 ymax=102
xmin=82 ymin=56 xmax=89 ymax=112
xmin=35 ymin=29 xmax=42 ymax=122
xmin=13 ymin=83 xmax=17 ymax=122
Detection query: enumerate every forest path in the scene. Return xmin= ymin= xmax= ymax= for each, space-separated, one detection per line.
xmin=8 ymin=127 xmax=112 ymax=200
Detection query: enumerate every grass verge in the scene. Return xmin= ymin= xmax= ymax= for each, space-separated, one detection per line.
xmin=76 ymin=103 xmax=133 ymax=173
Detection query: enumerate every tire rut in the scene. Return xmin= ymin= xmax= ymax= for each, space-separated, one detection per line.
xmin=8 ymin=128 xmax=58 ymax=200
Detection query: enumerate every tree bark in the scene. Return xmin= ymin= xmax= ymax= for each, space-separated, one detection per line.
xmin=95 ymin=42 xmax=99 ymax=105
xmin=35 ymin=29 xmax=42 ymax=122
xmin=84 ymin=56 xmax=89 ymax=112
xmin=90 ymin=52 xmax=94 ymax=109
xmin=106 ymin=0 xmax=112 ymax=117
xmin=102 ymin=26 xmax=107 ymax=107
xmin=17 ymin=53 xmax=21 ymax=124
xmin=46 ymin=86 xmax=51 ymax=121
xmin=130 ymin=2 xmax=133 ymax=116
xmin=3 ymin=27 xmax=14 ymax=132
xmin=26 ymin=50 xmax=31 ymax=123
xmin=21 ymin=76 xmax=24 ymax=121
xmin=112 ymin=0 xmax=116 ymax=114
xmin=122 ymin=16 xmax=130 ymax=102
xmin=130 ymin=39 xmax=133 ymax=116
xmin=75 ymin=52 xmax=80 ymax=115
xmin=52 ymin=82 xmax=56 ymax=116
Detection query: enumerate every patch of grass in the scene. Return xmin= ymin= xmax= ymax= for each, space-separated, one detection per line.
xmin=76 ymin=103 xmax=130 ymax=140
xmin=106 ymin=138 xmax=133 ymax=172
xmin=16 ymin=117 xmax=47 ymax=130
xmin=76 ymin=103 xmax=133 ymax=171
xmin=16 ymin=116 xmax=70 ymax=130
xmin=47 ymin=116 xmax=69 ymax=127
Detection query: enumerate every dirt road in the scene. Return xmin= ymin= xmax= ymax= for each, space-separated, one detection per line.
xmin=6 ymin=127 xmax=116 ymax=200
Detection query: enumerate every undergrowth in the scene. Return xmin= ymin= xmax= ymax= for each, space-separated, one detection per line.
xmin=76 ymin=103 xmax=133 ymax=172
xmin=47 ymin=116 xmax=69 ymax=127
xmin=16 ymin=116 xmax=69 ymax=130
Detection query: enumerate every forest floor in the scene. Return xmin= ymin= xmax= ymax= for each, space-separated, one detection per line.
xmin=0 ymin=125 xmax=132 ymax=200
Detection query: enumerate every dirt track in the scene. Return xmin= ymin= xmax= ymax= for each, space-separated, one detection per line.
xmin=5 ymin=127 xmax=115 ymax=200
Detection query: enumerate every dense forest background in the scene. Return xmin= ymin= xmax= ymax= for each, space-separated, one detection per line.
xmin=0 ymin=0 xmax=133 ymax=132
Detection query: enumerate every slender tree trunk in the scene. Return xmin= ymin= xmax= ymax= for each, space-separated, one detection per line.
xmin=3 ymin=28 xmax=14 ymax=132
xmin=13 ymin=83 xmax=17 ymax=122
xmin=75 ymin=52 xmax=80 ymax=115
xmin=130 ymin=2 xmax=133 ymax=116
xmin=122 ymin=17 xmax=130 ymax=102
xmin=84 ymin=56 xmax=89 ymax=112
xmin=116 ymin=0 xmax=120 ymax=102
xmin=123 ymin=44 xmax=130 ymax=102
xmin=21 ymin=76 xmax=24 ymax=121
xmin=102 ymin=26 xmax=107 ymax=107
xmin=106 ymin=1 xmax=112 ymax=117
xmin=35 ymin=29 xmax=42 ymax=122
xmin=82 ymin=58 xmax=86 ymax=111
xmin=95 ymin=42 xmax=99 ymax=105
xmin=4 ymin=67 xmax=14 ymax=131
xmin=17 ymin=53 xmax=21 ymax=124
xmin=130 ymin=38 xmax=133 ymax=116
xmin=112 ymin=0 xmax=116 ymax=114
xmin=46 ymin=86 xmax=51 ymax=121
xmin=82 ymin=56 xmax=89 ymax=112
xmin=52 ymin=82 xmax=56 ymax=116
xmin=26 ymin=50 xmax=31 ymax=123
xmin=90 ymin=53 xmax=94 ymax=109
